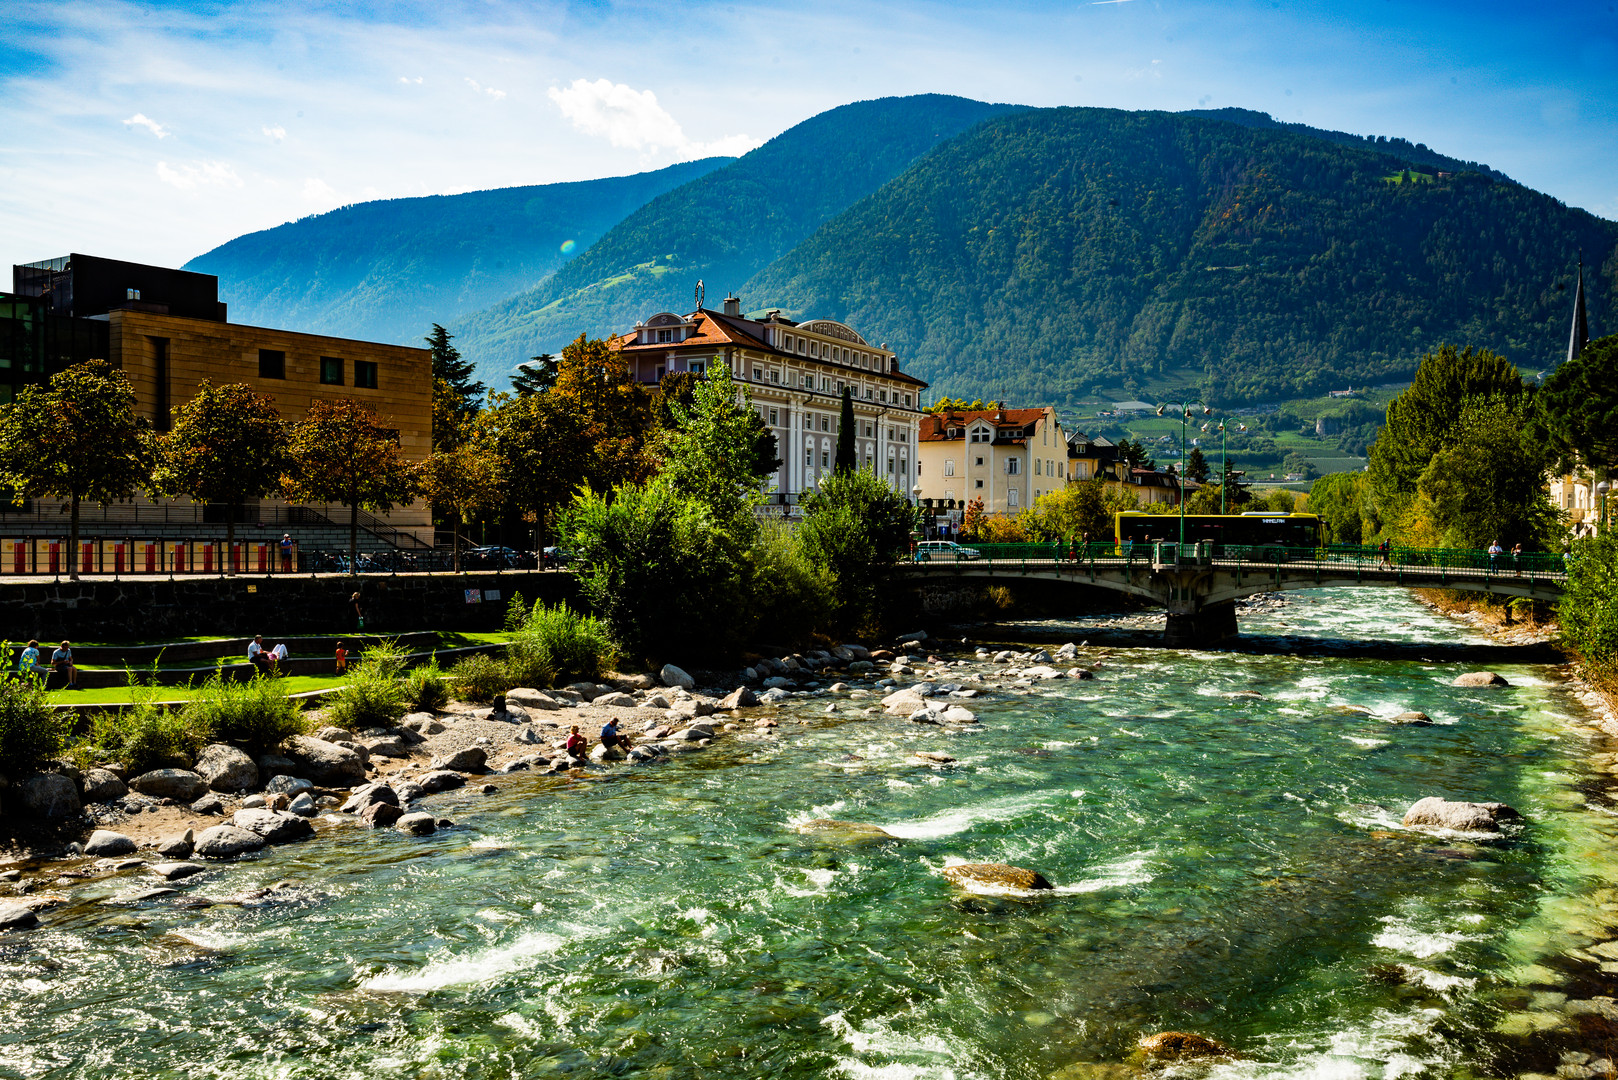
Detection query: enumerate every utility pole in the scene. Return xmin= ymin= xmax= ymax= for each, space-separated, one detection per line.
xmin=1201 ymin=417 xmax=1246 ymax=514
xmin=1158 ymin=400 xmax=1211 ymax=551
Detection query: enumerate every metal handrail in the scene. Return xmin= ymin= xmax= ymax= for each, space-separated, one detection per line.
xmin=911 ymin=542 xmax=1569 ymax=578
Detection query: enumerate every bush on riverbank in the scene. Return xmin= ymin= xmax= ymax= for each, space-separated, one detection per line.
xmin=507 ymin=601 xmax=617 ymax=686
xmin=448 ymin=653 xmax=508 ymax=702
xmin=326 ymin=642 xmax=411 ymax=729
xmin=404 ymin=660 xmax=451 ymax=712
xmin=184 ymin=671 xmax=309 ymax=751
xmin=1561 ymin=534 xmax=1618 ymax=691
xmin=74 ymin=697 xmax=198 ymax=774
xmin=0 ymin=675 xmax=69 ymax=774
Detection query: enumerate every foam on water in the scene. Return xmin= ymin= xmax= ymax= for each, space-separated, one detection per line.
xmin=880 ymin=791 xmax=1060 ymax=839
xmin=823 ymin=1012 xmax=976 ymax=1080
xmin=360 ymin=930 xmax=569 ymax=992
xmin=1371 ymin=915 xmax=1478 ymax=959
xmin=1051 ymin=851 xmax=1157 ymax=894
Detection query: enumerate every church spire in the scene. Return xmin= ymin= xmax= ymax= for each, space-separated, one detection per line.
xmin=1568 ymin=254 xmax=1589 ymax=366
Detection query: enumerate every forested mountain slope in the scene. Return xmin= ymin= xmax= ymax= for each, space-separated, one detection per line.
xmin=449 ymin=94 xmax=1024 ymax=384
xmin=184 ymin=157 xmax=730 ymax=345
xmin=742 ymin=107 xmax=1616 ymax=407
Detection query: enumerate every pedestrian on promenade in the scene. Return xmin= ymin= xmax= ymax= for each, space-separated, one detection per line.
xmin=1511 ymin=542 xmax=1523 ymax=576
xmin=351 ymin=592 xmax=365 ymax=632
xmin=280 ymin=534 xmax=294 ymax=572
xmin=1488 ymin=541 xmax=1504 ymax=573
xmin=1377 ymin=539 xmax=1391 ymax=570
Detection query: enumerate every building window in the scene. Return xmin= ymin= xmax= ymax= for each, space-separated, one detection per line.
xmin=754 ymin=367 xmax=763 ymax=381
xmin=837 ymin=380 xmax=845 ymax=393
xmin=690 ymin=360 xmax=707 ymax=375
xmin=1006 ymin=458 xmax=1020 ymax=475
xmin=864 ymin=388 xmax=873 ymax=399
xmin=320 ymin=356 xmax=344 ymax=385
xmin=975 ymin=479 xmax=984 ymax=489
xmin=770 ymin=370 xmax=779 ymax=383
xmin=258 ymin=349 xmax=285 ymax=380
xmin=905 ymin=394 xmax=912 ymax=407
xmin=805 ymin=448 xmax=813 ymax=467
xmin=1008 ymin=488 xmax=1020 ymax=508
xmin=887 ymin=458 xmax=895 ymax=473
xmin=1035 ymin=459 xmax=1042 ymax=476
xmin=822 ymin=451 xmax=830 ymax=468
xmin=820 ymin=416 xmax=830 ymax=432
xmin=945 ymin=460 xmax=955 ymax=477
xmin=975 ymin=456 xmax=984 ymax=467
xmin=900 ymin=458 xmax=907 ymax=477
xmin=769 ymin=408 xmax=779 ymax=426
xmin=354 ymin=360 xmax=379 ymax=389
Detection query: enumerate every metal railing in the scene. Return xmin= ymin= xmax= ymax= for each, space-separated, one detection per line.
xmin=0 ymin=539 xmax=556 ymax=577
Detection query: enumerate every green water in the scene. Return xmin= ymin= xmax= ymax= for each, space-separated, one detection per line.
xmin=4 ymin=588 xmax=1617 ymax=1079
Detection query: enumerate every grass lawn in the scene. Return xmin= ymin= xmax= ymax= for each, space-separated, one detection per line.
xmin=47 ymin=674 xmax=350 ymax=707
xmin=60 ymin=630 xmax=511 ymax=650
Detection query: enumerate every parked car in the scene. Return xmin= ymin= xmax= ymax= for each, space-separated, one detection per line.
xmin=542 ymin=546 xmax=574 ymax=569
xmin=913 ymin=540 xmax=982 ymax=562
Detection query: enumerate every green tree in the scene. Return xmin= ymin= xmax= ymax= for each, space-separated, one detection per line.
xmin=1120 ymin=439 xmax=1155 ymax=471
xmin=1561 ymin=533 xmax=1618 ymax=692
xmin=923 ymin=396 xmax=988 ymax=413
xmin=1308 ymin=471 xmax=1367 ymax=545
xmin=151 ymin=381 xmax=289 ymax=571
xmin=1026 ymin=479 xmax=1138 ymax=542
xmin=426 ymin=324 xmax=485 ymax=450
xmin=283 ymin=399 xmax=419 ymax=572
xmin=511 ymin=354 xmax=558 ymax=397
xmin=658 ymin=364 xmax=778 ymax=530
xmin=797 ymin=468 xmax=918 ymax=634
xmin=418 ymin=435 xmax=505 ymax=572
xmin=1185 ymin=447 xmax=1210 ymax=483
xmin=1219 ymin=459 xmax=1252 ymax=508
xmin=835 ymin=388 xmax=857 ymax=473
xmin=0 ymin=360 xmax=152 ymax=579
xmin=480 ymin=390 xmax=591 ymax=548
xmin=1538 ymin=334 xmax=1618 ymax=476
xmin=1281 ymin=451 xmax=1320 ymax=480
xmin=1412 ymin=397 xmax=1560 ymax=550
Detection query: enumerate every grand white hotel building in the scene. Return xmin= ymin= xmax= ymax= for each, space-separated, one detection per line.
xmin=614 ymin=296 xmax=928 ymax=506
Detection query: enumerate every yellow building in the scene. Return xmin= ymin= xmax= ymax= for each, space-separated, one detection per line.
xmin=916 ymin=406 xmax=1070 ymax=516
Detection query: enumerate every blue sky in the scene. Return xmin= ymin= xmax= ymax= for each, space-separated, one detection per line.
xmin=2 ymin=0 xmax=1614 ymax=271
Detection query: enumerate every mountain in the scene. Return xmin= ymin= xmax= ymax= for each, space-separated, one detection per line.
xmin=741 ymin=106 xmax=1617 ymax=406
xmin=449 ymin=94 xmax=1025 ymax=385
xmin=184 ymin=157 xmax=731 ymax=346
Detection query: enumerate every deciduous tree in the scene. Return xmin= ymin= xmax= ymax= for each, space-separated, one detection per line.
xmin=797 ymin=468 xmax=918 ymax=634
xmin=151 ymin=381 xmax=289 ymax=571
xmin=283 ymin=399 xmax=418 ymax=572
xmin=657 ymin=364 xmax=778 ymax=530
xmin=0 ymin=361 xmax=152 ymax=579
xmin=1538 ymin=334 xmax=1618 ymax=476
xmin=418 ymin=434 xmax=505 ymax=572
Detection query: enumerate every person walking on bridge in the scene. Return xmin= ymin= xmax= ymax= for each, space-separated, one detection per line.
xmin=1488 ymin=541 xmax=1504 ymax=574
xmin=1377 ymin=539 xmax=1391 ymax=571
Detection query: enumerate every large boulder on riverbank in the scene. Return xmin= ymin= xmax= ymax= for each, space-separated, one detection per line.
xmin=341 ymin=784 xmax=399 ymax=814
xmin=194 ymin=825 xmax=266 ymax=858
xmin=231 ymin=808 xmax=315 ymax=845
xmin=0 ymin=903 xmax=38 ymax=931
xmin=195 ymin=744 xmax=259 ymax=793
xmin=14 ymin=774 xmax=80 ymax=820
xmin=505 ymin=688 xmax=560 ymax=711
xmin=286 ymin=737 xmax=366 ymax=786
xmin=130 ymin=769 xmax=207 ymax=802
xmin=659 ymin=663 xmax=695 ymax=690
xmin=718 ymin=687 xmax=758 ymax=710
xmin=84 ymin=830 xmax=137 ymax=857
xmin=430 ymin=747 xmax=487 ymax=772
xmin=942 ymin=863 xmax=1054 ymax=892
xmin=1402 ymin=797 xmax=1522 ymax=832
xmin=79 ymin=768 xmax=128 ymax=804
xmin=396 ymin=812 xmax=437 ymax=836
xmin=418 ymin=770 xmax=465 ymax=793
xmin=881 ymin=688 xmax=927 ymax=715
xmin=1452 ymin=671 xmax=1510 ymax=687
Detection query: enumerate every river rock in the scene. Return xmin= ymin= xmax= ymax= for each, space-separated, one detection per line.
xmin=189 ymin=794 xmax=225 ymax=816
xmin=232 ymin=808 xmax=315 ymax=844
xmin=882 ymin=688 xmax=928 ymax=715
xmin=390 ymin=778 xmax=425 ymax=803
xmin=84 ymin=830 xmax=138 ymax=857
xmin=1452 ymin=671 xmax=1509 ymax=687
xmin=505 ymin=688 xmax=561 ymax=711
xmin=659 ymin=663 xmax=695 ymax=690
xmin=940 ymin=706 xmax=978 ymax=725
xmin=0 ymin=903 xmax=39 ymax=931
xmin=195 ymin=744 xmax=259 ymax=793
xmin=396 ymin=812 xmax=437 ymax=836
xmin=594 ymin=692 xmax=637 ymax=708
xmin=794 ymin=819 xmax=894 ymax=842
xmin=717 ymin=687 xmax=759 ymax=710
xmin=360 ymin=802 xmax=404 ymax=828
xmin=316 ymin=726 xmax=355 ymax=743
xmin=79 ymin=768 xmax=128 ymax=803
xmin=674 ymin=699 xmax=714 ymax=719
xmin=156 ymin=830 xmax=194 ymax=858
xmin=1138 ymin=1032 xmax=1232 ymax=1060
xmin=287 ymin=793 xmax=318 ymax=817
xmin=194 ymin=825 xmax=266 ymax=859
xmin=342 ymin=784 xmax=400 ymax=813
xmin=264 ymin=775 xmax=312 ymax=797
xmin=402 ymin=714 xmax=447 ymax=735
xmin=590 ymin=743 xmax=627 ymax=762
xmin=913 ymin=751 xmax=956 ymax=764
xmin=151 ymin=861 xmax=204 ymax=882
xmin=361 ymin=737 xmax=410 ymax=759
xmin=240 ymin=794 xmax=267 ymax=809
xmin=671 ymin=724 xmax=715 ymax=741
xmin=285 ymin=737 xmax=366 ymax=786
xmin=430 ymin=747 xmax=487 ymax=772
xmin=1401 ymin=797 xmax=1521 ymax=832
xmin=1392 ymin=712 xmax=1434 ymax=725
xmin=418 ymin=770 xmax=465 ymax=793
xmin=1022 ymin=666 xmax=1065 ymax=680
xmin=128 ymin=768 xmax=205 ymax=802
xmin=15 ymin=774 xmax=81 ymax=819
xmin=942 ymin=863 xmax=1053 ymax=891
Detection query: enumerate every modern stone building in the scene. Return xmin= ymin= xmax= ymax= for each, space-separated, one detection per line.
xmin=614 ymin=296 xmax=927 ymax=506
xmin=0 ymin=255 xmax=433 ymax=549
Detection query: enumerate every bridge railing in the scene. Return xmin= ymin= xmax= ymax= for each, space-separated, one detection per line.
xmin=910 ymin=542 xmax=1567 ymax=578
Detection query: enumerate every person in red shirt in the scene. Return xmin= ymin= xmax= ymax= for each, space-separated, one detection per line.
xmin=564 ymin=725 xmax=587 ymax=758
xmin=334 ymin=642 xmax=348 ymax=674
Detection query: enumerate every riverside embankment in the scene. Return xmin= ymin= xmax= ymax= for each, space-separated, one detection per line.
xmin=3 ymin=586 xmax=1618 ymax=1080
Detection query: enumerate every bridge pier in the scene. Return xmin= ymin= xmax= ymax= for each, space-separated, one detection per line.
xmin=1163 ymin=601 xmax=1238 ymax=648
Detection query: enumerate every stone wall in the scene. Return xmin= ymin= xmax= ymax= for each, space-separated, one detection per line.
xmin=0 ymin=573 xmax=578 ymax=642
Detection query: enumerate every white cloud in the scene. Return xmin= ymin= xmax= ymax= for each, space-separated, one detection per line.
xmin=262 ymin=124 xmax=286 ymax=141
xmin=465 ymin=77 xmax=506 ymax=101
xmin=547 ymin=78 xmax=761 ymax=159
xmin=156 ymin=160 xmax=241 ymax=190
xmin=302 ymin=177 xmax=337 ymax=202
xmin=398 ymin=75 xmax=422 ymax=85
xmin=123 ymin=113 xmax=169 ymax=138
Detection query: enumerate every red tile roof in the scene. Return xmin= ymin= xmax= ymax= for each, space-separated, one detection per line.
xmin=918 ymin=408 xmax=1050 ymax=442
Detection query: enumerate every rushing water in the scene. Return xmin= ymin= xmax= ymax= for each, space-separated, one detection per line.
xmin=5 ymin=588 xmax=1618 ymax=1080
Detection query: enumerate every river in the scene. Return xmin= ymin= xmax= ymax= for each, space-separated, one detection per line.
xmin=3 ymin=586 xmax=1616 ymax=1079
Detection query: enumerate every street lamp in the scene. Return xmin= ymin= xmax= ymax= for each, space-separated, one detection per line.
xmin=1599 ymin=480 xmax=1612 ymax=535
xmin=1200 ymin=418 xmax=1247 ymax=515
xmin=1157 ymin=400 xmax=1212 ymax=552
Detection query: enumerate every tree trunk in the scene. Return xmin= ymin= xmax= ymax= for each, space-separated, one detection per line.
xmin=349 ymin=500 xmax=359 ymax=576
xmin=69 ymin=492 xmax=80 ymax=581
xmin=452 ymin=509 xmax=462 ymax=573
xmin=226 ymin=499 xmax=237 ymax=576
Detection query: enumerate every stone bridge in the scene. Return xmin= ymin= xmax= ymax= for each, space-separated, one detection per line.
xmin=901 ymin=547 xmax=1566 ymax=646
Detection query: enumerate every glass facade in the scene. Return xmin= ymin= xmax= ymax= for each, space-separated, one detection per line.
xmin=0 ymin=292 xmax=109 ymax=403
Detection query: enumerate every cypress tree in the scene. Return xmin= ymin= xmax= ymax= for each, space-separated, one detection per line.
xmin=835 ymin=388 xmax=857 ymax=472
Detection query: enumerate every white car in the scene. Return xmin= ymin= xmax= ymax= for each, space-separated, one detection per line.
xmin=914 ymin=540 xmax=981 ymax=562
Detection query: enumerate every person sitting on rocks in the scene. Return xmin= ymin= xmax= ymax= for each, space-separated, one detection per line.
xmin=564 ymin=725 xmax=588 ymax=759
xmin=600 ymin=718 xmax=631 ymax=752
xmin=247 ymin=635 xmax=271 ymax=672
xmin=51 ymin=640 xmax=78 ymax=690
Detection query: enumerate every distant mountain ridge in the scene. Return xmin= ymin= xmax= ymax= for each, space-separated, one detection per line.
xmin=447 ymin=94 xmax=1026 ymax=385
xmin=184 ymin=157 xmax=731 ymax=345
xmin=741 ymin=106 xmax=1615 ymax=406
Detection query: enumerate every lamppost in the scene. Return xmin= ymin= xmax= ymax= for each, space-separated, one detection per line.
xmin=1200 ymin=417 xmax=1247 ymax=515
xmin=1157 ymin=400 xmax=1212 ymax=551
xmin=1599 ymin=480 xmax=1612 ymax=535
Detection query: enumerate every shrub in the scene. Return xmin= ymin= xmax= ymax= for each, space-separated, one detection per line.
xmin=74 ymin=701 xmax=200 ymax=774
xmin=449 ymin=653 xmax=508 ymax=703
xmin=404 ymin=660 xmax=450 ymax=712
xmin=746 ymin=523 xmax=834 ymax=646
xmin=183 ymin=670 xmax=308 ymax=752
xmin=0 ymin=673 xmax=69 ymax=774
xmin=514 ymin=602 xmax=617 ymax=685
xmin=1562 ymin=533 xmax=1618 ymax=692
xmin=326 ymin=643 xmax=411 ymax=730
xmin=503 ymin=591 xmax=529 ymax=633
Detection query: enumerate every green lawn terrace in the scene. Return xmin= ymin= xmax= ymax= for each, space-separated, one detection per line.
xmin=12 ymin=630 xmax=511 ymax=700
